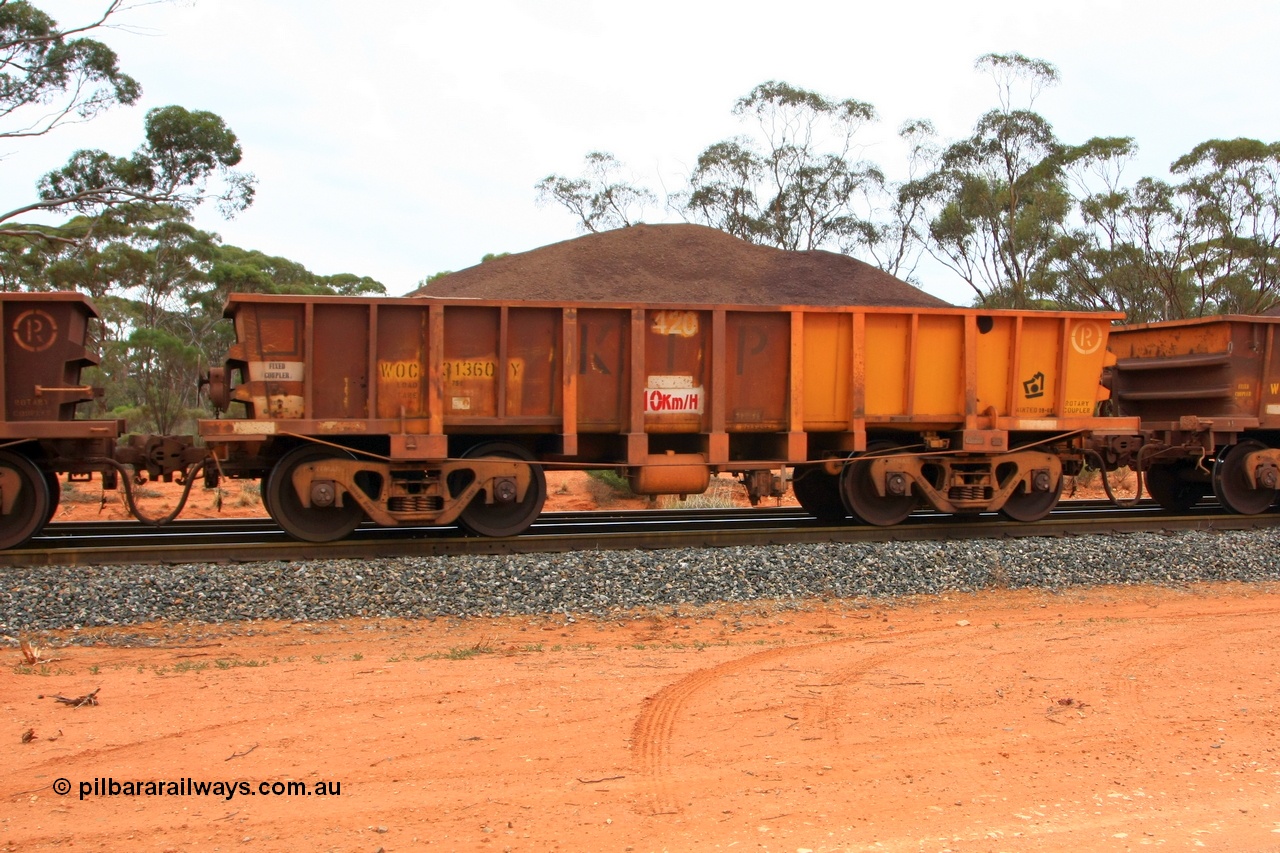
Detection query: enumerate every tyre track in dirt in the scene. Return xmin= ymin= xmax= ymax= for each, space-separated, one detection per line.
xmin=1107 ymin=608 xmax=1280 ymax=709
xmin=627 ymin=601 xmax=1280 ymax=830
xmin=630 ymin=643 xmax=804 ymax=816
xmin=629 ymin=623 xmax=965 ymax=817
xmin=12 ymin=587 xmax=1280 ymax=852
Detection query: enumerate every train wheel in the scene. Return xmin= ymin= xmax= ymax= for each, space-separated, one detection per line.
xmin=0 ymin=451 xmax=51 ymax=549
xmin=1145 ymin=463 xmax=1208 ymax=513
xmin=265 ymin=445 xmax=365 ymax=543
xmin=791 ymin=464 xmax=847 ymax=521
xmin=1000 ymin=474 xmax=1063 ymax=522
xmin=1212 ymin=440 xmax=1277 ymax=515
xmin=44 ymin=471 xmax=61 ymax=524
xmin=840 ymin=443 xmax=916 ymax=527
xmin=456 ymin=442 xmax=546 ymax=538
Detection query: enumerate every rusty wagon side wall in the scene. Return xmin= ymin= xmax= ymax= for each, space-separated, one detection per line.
xmin=210 ymin=296 xmax=574 ymax=461
xmin=204 ymin=294 xmax=1126 ymax=469
xmin=1109 ymin=316 xmax=1280 ymax=433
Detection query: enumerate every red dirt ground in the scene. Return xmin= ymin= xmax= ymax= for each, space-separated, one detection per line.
xmin=7 ymin=585 xmax=1280 ymax=851
xmin=12 ymin=472 xmax=1264 ymax=852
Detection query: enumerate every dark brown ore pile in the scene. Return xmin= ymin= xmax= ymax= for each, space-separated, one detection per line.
xmin=412 ymin=224 xmax=950 ymax=307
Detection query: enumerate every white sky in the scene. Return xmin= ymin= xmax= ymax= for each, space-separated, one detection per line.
xmin=7 ymin=0 xmax=1280 ymax=305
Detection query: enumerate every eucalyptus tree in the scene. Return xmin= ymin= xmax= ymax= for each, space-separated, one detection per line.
xmin=910 ymin=53 xmax=1068 ymax=307
xmin=0 ymin=226 xmax=65 ymax=291
xmin=30 ymin=205 xmax=221 ymax=430
xmin=30 ymin=104 xmax=254 ymax=235
xmin=0 ymin=3 xmax=255 ymax=244
xmin=680 ymin=80 xmax=883 ymax=253
xmin=0 ymin=1 xmax=138 ymax=126
xmin=1171 ymin=138 xmax=1280 ymax=315
xmin=1044 ymin=135 xmax=1201 ymax=323
xmin=4 ymin=206 xmax=388 ymax=432
xmin=535 ymin=151 xmax=656 ymax=233
xmin=1048 ymin=137 xmax=1280 ymax=320
xmin=537 ymin=82 xmax=926 ymax=281
xmin=0 ymin=1 xmax=263 ymax=430
xmin=863 ymin=119 xmax=940 ymax=284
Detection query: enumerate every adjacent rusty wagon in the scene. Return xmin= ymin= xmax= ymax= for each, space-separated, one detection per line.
xmin=0 ymin=292 xmax=120 ymax=547
xmin=0 ymin=292 xmax=209 ymax=548
xmin=1109 ymin=315 xmax=1280 ymax=514
xmin=197 ymin=293 xmax=1134 ymax=540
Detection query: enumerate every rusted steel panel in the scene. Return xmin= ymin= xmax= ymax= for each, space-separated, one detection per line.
xmin=2 ymin=292 xmax=100 ymax=422
xmin=559 ymin=309 xmax=578 ymax=455
xmin=226 ymin=300 xmax=307 ymax=419
xmin=312 ymin=302 xmax=369 ymax=420
xmin=442 ymin=306 xmax=499 ymax=418
xmin=209 ymin=294 xmax=1131 ymax=465
xmin=375 ymin=303 xmax=431 ymax=420
xmin=642 ymin=308 xmax=707 ymax=433
xmin=0 ymin=421 xmax=122 ymax=441
xmin=1110 ymin=316 xmax=1280 ymax=428
xmin=785 ymin=311 xmax=807 ymax=460
xmin=506 ymin=307 xmax=560 ymax=418
xmin=709 ymin=310 xmax=727 ymax=455
xmin=725 ymin=311 xmax=789 ymax=432
xmin=575 ymin=308 xmax=628 ymax=430
xmin=1264 ymin=323 xmax=1279 ymax=428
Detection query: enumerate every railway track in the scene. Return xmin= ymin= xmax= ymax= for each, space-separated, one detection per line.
xmin=5 ymin=499 xmax=1279 ymax=568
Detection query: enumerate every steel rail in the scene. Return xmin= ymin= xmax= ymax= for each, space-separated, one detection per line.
xmin=3 ymin=500 xmax=1277 ymax=569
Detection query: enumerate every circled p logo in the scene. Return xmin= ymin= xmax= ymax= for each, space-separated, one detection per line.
xmin=12 ymin=309 xmax=58 ymax=353
xmin=1070 ymin=322 xmax=1103 ymax=356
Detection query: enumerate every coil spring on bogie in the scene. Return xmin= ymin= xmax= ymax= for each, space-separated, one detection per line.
xmin=948 ymin=485 xmax=991 ymax=502
xmin=388 ymin=495 xmax=445 ymax=513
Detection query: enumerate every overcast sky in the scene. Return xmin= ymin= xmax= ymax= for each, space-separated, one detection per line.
xmin=9 ymin=0 xmax=1280 ymax=305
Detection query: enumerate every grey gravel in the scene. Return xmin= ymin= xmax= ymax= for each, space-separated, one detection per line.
xmin=3 ymin=529 xmax=1279 ymax=643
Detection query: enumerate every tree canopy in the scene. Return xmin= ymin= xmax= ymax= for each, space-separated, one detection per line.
xmin=0 ymin=2 xmax=383 ymax=434
xmin=0 ymin=2 xmax=254 ymax=243
xmin=537 ymin=58 xmax=1280 ymax=320
xmin=535 ymin=152 xmax=655 ymax=233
